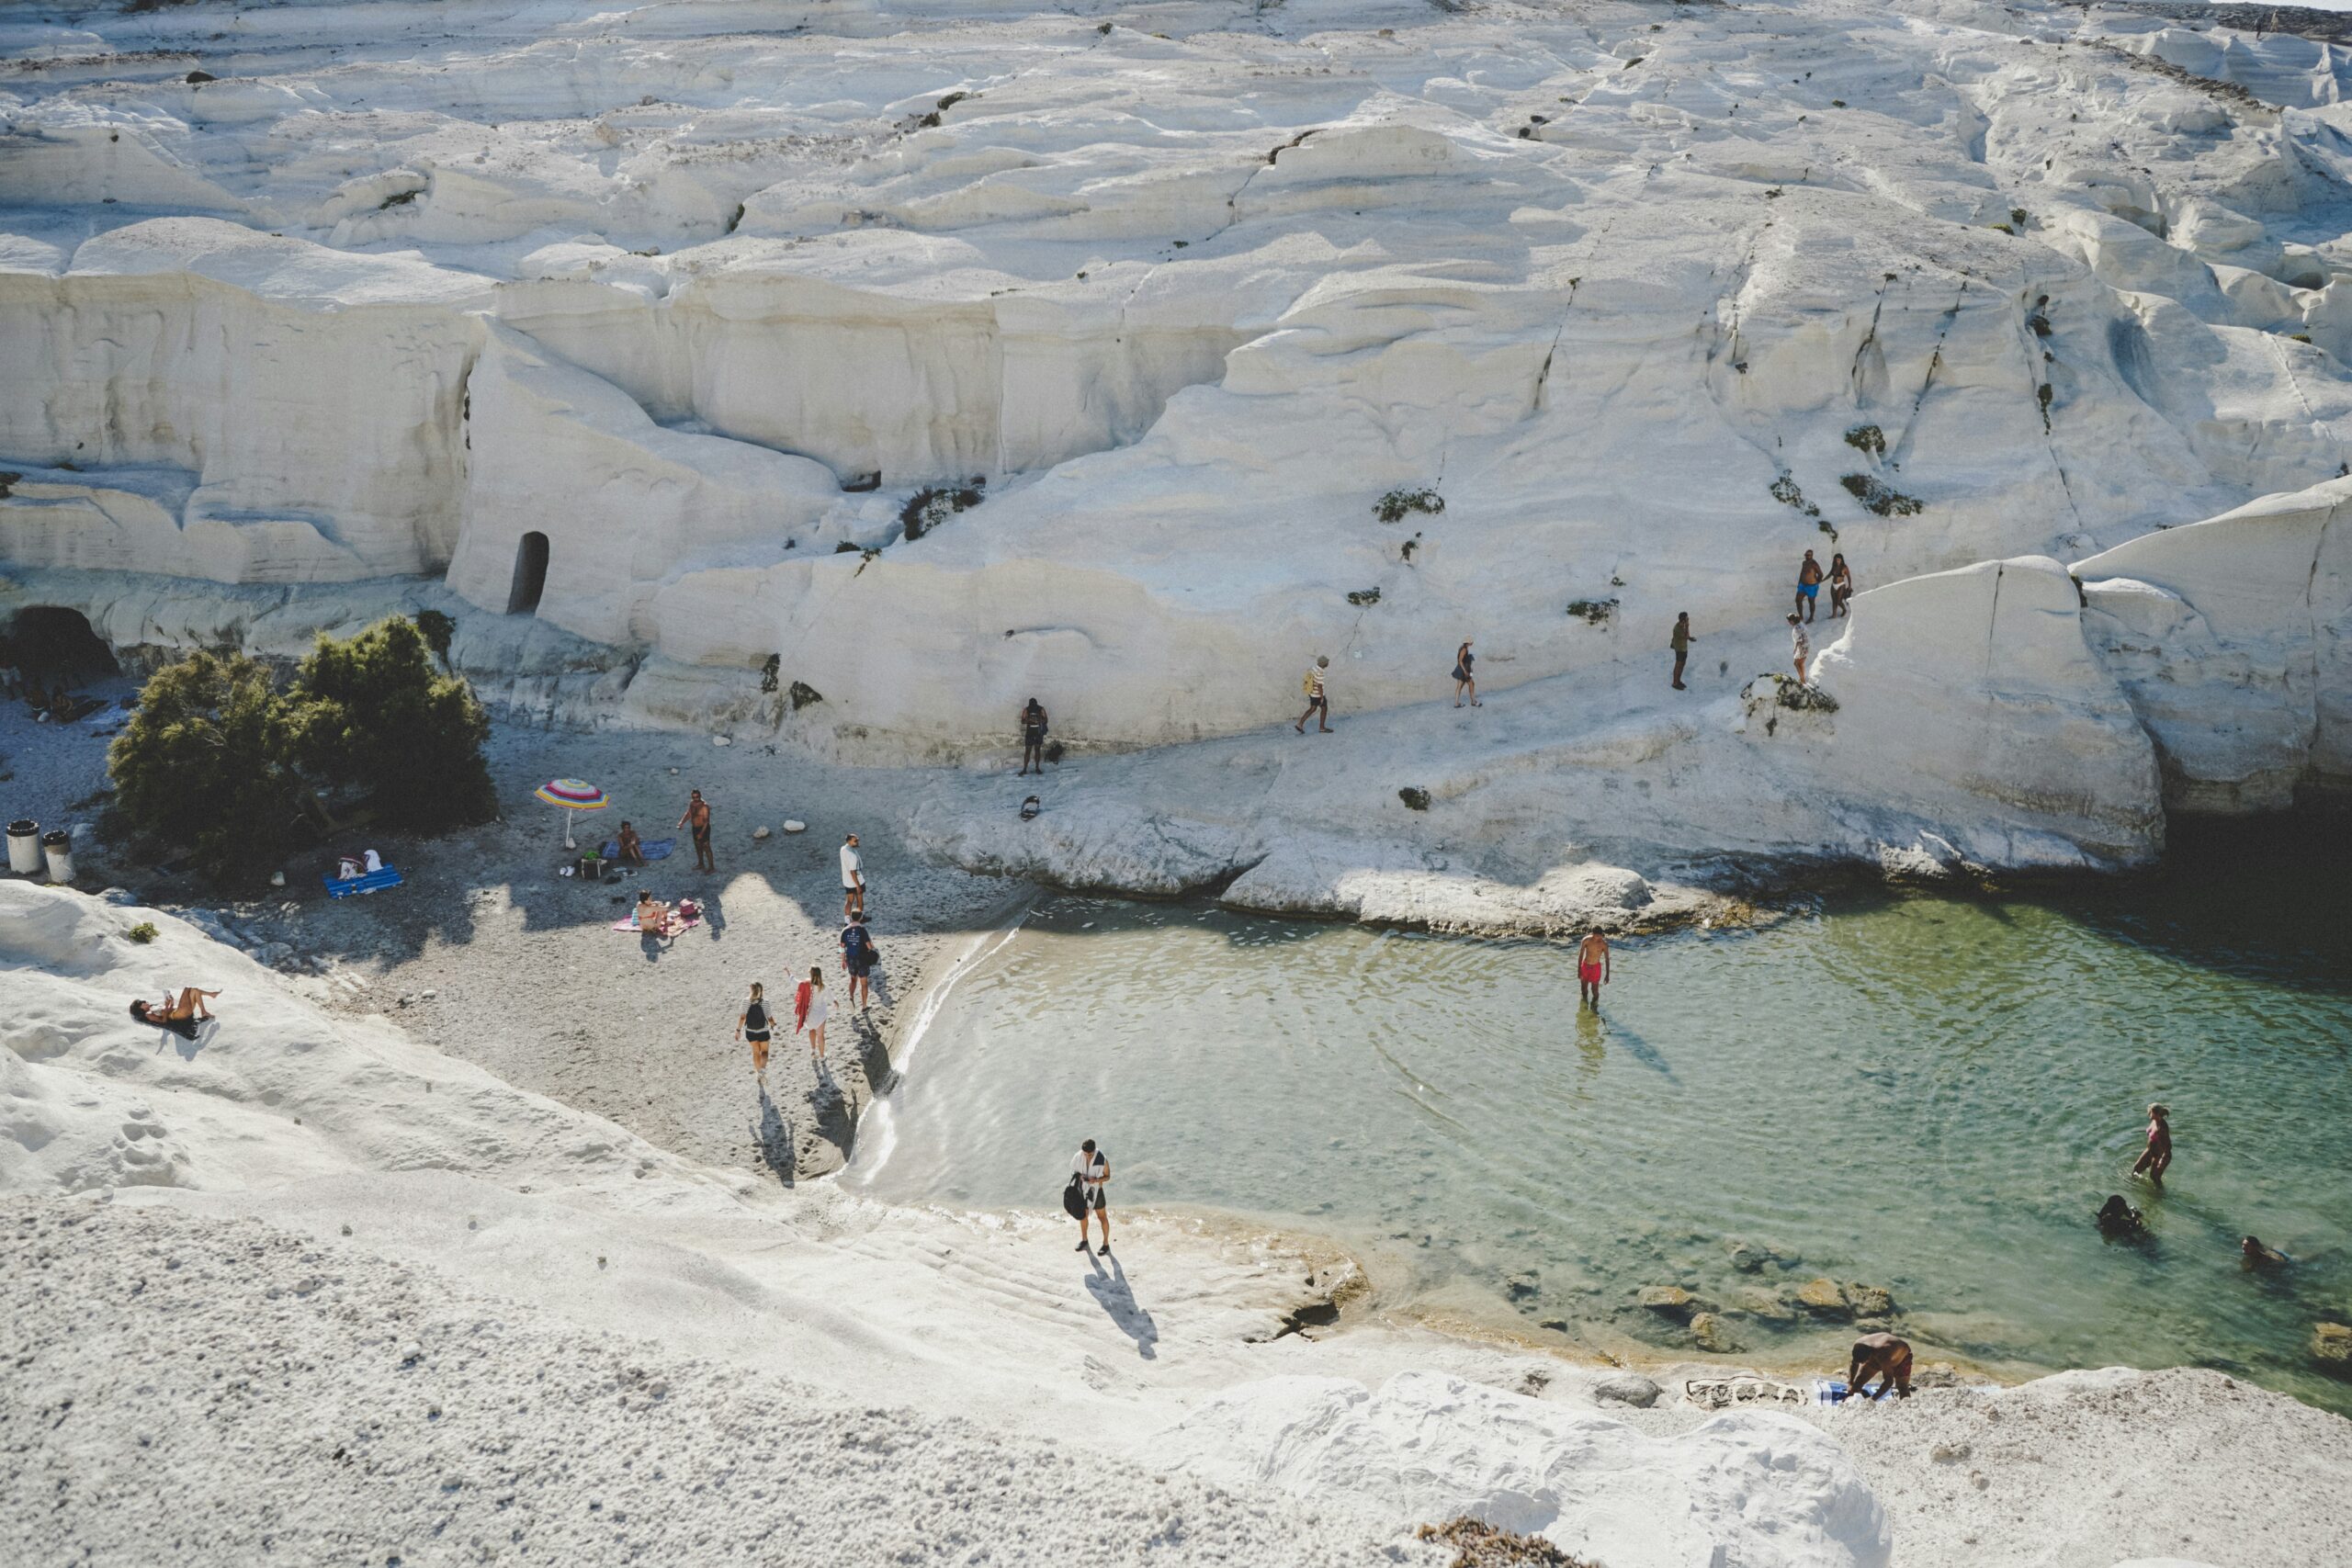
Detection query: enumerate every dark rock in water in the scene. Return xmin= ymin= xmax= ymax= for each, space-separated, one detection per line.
xmin=1690 ymin=1312 xmax=1741 ymax=1354
xmin=1729 ymin=1286 xmax=1796 ymax=1323
xmin=1848 ymin=1283 xmax=1895 ymax=1318
xmin=1637 ymin=1285 xmax=1698 ymax=1321
xmin=1505 ymin=1270 xmax=1540 ymax=1303
xmin=1592 ymin=1371 xmax=1662 ymax=1408
xmin=1795 ymin=1277 xmax=1852 ymax=1318
xmin=2314 ymin=1322 xmax=2352 ymax=1367
xmin=1725 ymin=1237 xmax=1797 ymax=1274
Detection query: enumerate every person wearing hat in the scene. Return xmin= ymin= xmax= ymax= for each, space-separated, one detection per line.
xmin=1295 ymin=655 xmax=1333 ymax=734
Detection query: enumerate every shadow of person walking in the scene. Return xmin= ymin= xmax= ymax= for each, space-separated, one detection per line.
xmin=752 ymin=1082 xmax=796 ymax=1187
xmin=1083 ymin=1249 xmax=1159 ymax=1360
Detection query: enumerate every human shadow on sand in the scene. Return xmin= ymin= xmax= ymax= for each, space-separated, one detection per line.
xmin=752 ymin=1081 xmax=796 ymax=1187
xmin=1083 ymin=1250 xmax=1159 ymax=1359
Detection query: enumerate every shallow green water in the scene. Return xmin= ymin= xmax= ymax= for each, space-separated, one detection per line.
xmin=847 ymin=823 xmax=2352 ymax=1412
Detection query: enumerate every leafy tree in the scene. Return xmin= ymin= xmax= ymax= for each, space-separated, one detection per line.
xmin=412 ymin=608 xmax=457 ymax=671
xmin=107 ymin=650 xmax=299 ymax=882
xmin=282 ymin=616 xmax=495 ymax=830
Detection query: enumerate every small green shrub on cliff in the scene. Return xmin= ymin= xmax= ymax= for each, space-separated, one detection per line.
xmin=1373 ymin=488 xmax=1444 ymax=524
xmin=412 ymin=608 xmax=456 ymax=669
xmin=126 ymin=921 xmax=158 ymax=944
xmin=1839 ymin=473 xmax=1923 ymax=516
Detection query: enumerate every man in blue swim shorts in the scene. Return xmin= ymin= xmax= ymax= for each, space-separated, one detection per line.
xmin=1796 ymin=549 xmax=1824 ymax=623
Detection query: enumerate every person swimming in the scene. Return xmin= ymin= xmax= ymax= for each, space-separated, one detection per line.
xmin=2240 ymin=1235 xmax=2290 ymax=1271
xmin=2096 ymin=1194 xmax=2148 ymax=1238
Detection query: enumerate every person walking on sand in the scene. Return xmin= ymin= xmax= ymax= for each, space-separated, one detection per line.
xmin=1018 ymin=697 xmax=1049 ymax=776
xmin=1669 ymin=612 xmax=1694 ymax=690
xmin=678 ymin=789 xmax=715 ymax=874
xmin=1296 ymin=656 xmax=1333 ymax=734
xmin=1788 ymin=613 xmax=1811 ymax=685
xmin=736 ymin=982 xmax=772 ymax=1082
xmin=840 ymin=832 xmax=865 ymax=920
xmin=1844 ymin=1332 xmax=1913 ymax=1399
xmin=795 ymin=965 xmax=831 ymax=1065
xmin=1796 ymin=549 xmax=1824 ymax=623
xmin=1577 ymin=930 xmax=1611 ymax=1010
xmin=840 ymin=911 xmax=877 ymax=1010
xmin=1073 ymin=1137 xmax=1111 ymax=1254
xmin=1453 ymin=639 xmax=1481 ymax=707
xmin=2130 ymin=1102 xmax=2172 ymax=1185
xmin=1828 ymin=552 xmax=1854 ymax=618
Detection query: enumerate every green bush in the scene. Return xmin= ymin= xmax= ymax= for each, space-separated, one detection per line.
xmin=107 ymin=650 xmax=300 ymax=882
xmin=126 ymin=921 xmax=158 ymax=944
xmin=282 ymin=616 xmax=495 ymax=831
xmin=412 ymin=608 xmax=456 ymax=669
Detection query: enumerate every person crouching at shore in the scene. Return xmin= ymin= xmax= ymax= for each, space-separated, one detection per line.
xmin=1845 ymin=1332 xmax=1913 ymax=1400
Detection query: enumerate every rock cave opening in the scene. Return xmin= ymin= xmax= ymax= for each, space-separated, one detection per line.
xmin=5 ymin=606 xmax=119 ymax=688
xmin=507 ymin=531 xmax=549 ymax=616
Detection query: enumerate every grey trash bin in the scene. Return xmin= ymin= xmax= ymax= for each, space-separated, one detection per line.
xmin=6 ymin=819 xmax=39 ymax=875
xmin=41 ymin=829 xmax=74 ymax=884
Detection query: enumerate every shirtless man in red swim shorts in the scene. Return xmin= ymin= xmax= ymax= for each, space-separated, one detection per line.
xmin=1577 ymin=930 xmax=1611 ymax=1010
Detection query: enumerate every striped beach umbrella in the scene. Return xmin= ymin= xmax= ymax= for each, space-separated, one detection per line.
xmin=534 ymin=778 xmax=609 ymax=850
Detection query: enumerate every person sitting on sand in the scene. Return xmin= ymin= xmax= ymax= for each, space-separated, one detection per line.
xmin=2241 ymin=1235 xmax=2290 ymax=1271
xmin=616 ymin=820 xmax=645 ymax=867
xmin=2096 ymin=1194 xmax=2147 ymax=1238
xmin=634 ymin=891 xmax=677 ymax=936
xmin=1845 ymin=1331 xmax=1913 ymax=1400
xmin=2129 ymin=1102 xmax=2172 ymax=1184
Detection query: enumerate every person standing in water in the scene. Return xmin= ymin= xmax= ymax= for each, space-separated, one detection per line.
xmin=1796 ymin=549 xmax=1825 ymax=623
xmin=1669 ymin=612 xmax=1693 ymax=691
xmin=1296 ymin=656 xmax=1333 ymax=734
xmin=736 ymin=982 xmax=772 ymax=1082
xmin=677 ymin=788 xmax=715 ymax=874
xmin=1788 ymin=613 xmax=1812 ymax=685
xmin=1453 ymin=639 xmax=1480 ymax=707
xmin=2130 ymin=1102 xmax=2172 ymax=1184
xmin=1577 ymin=930 xmax=1611 ymax=1010
xmin=1018 ymin=697 xmax=1049 ymax=776
xmin=1073 ymin=1137 xmax=1111 ymax=1254
xmin=796 ymin=965 xmax=830 ymax=1064
xmin=1845 ymin=1332 xmax=1913 ymax=1399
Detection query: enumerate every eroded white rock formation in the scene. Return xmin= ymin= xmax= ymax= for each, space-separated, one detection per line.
xmin=2 ymin=0 xmax=2348 ymax=883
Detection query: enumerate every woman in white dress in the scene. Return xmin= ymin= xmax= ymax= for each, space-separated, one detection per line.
xmin=796 ymin=964 xmax=831 ymax=1062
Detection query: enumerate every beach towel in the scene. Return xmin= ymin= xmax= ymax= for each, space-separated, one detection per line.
xmin=612 ymin=916 xmax=700 ymax=934
xmin=601 ymin=838 xmax=676 ymax=862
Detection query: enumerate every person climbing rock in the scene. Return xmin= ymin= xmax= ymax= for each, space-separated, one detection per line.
xmin=677 ymin=789 xmax=715 ymax=874
xmin=1453 ymin=638 xmax=1480 ymax=707
xmin=2130 ymin=1102 xmax=2173 ymax=1185
xmin=1844 ymin=1332 xmax=1913 ymax=1399
xmin=1669 ymin=612 xmax=1693 ymax=690
xmin=1796 ymin=549 xmax=1825 ymax=623
xmin=1295 ymin=656 xmax=1333 ymax=734
xmin=1018 ymin=697 xmax=1049 ymax=775
xmin=1072 ymin=1137 xmax=1111 ymax=1254
xmin=1577 ymin=930 xmax=1611 ymax=1010
xmin=1788 ymin=614 xmax=1811 ymax=685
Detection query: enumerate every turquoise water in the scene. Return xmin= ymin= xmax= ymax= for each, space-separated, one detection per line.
xmin=847 ymin=823 xmax=2352 ymax=1412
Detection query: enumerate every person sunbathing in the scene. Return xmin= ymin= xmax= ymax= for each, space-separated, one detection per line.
xmin=616 ymin=821 xmax=646 ymax=866
xmin=634 ymin=892 xmax=684 ymax=935
xmin=130 ymin=987 xmax=220 ymax=1037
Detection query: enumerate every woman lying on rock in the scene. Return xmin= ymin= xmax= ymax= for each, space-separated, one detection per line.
xmin=130 ymin=987 xmax=220 ymax=1039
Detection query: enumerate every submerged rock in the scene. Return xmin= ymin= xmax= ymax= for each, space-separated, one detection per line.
xmin=1849 ymin=1283 xmax=1896 ymax=1318
xmin=1690 ymin=1313 xmax=1741 ymax=1355
xmin=1795 ymin=1278 xmax=1853 ymax=1319
xmin=2314 ymin=1322 xmax=2352 ymax=1366
xmin=1637 ymin=1285 xmax=1698 ymax=1321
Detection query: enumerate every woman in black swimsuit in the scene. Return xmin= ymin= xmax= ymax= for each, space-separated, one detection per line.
xmin=1018 ymin=697 xmax=1048 ymax=775
xmin=736 ymin=982 xmax=772 ymax=1080
xmin=1828 ymin=553 xmax=1855 ymax=618
xmin=1453 ymin=639 xmax=1480 ymax=707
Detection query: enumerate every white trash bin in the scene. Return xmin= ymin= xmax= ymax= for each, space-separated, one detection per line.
xmin=6 ymin=819 xmax=39 ymax=875
xmin=41 ymin=829 xmax=74 ymax=884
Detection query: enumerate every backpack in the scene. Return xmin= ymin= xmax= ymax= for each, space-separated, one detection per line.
xmin=1302 ymin=669 xmax=1317 ymax=695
